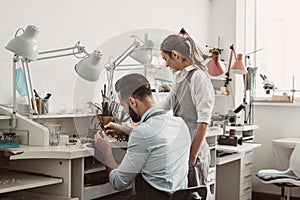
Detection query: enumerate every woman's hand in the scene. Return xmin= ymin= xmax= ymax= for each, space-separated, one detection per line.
xmin=190 ymin=153 xmax=198 ymax=166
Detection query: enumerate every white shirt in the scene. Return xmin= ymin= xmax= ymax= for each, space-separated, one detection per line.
xmin=109 ymin=106 xmax=191 ymax=194
xmin=160 ymin=65 xmax=215 ymax=125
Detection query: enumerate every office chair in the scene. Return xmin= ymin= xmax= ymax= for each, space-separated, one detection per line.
xmin=169 ymin=185 xmax=207 ymax=200
xmin=256 ymin=143 xmax=300 ymax=200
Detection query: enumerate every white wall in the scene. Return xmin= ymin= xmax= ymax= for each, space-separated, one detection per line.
xmin=0 ymin=0 xmax=210 ymax=113
xmin=208 ymin=0 xmax=256 ymax=112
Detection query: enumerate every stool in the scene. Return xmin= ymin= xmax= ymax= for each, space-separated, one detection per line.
xmin=256 ymin=143 xmax=300 ymax=200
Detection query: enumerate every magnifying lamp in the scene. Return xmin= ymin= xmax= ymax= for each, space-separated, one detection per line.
xmin=75 ymin=34 xmax=155 ymax=99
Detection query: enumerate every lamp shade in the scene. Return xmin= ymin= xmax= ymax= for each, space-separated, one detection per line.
xmin=130 ymin=39 xmax=154 ymax=65
xmin=5 ymin=25 xmax=39 ymax=61
xmin=75 ymin=50 xmax=103 ymax=81
xmin=206 ymin=50 xmax=225 ymax=76
xmin=231 ymin=54 xmax=247 ymax=74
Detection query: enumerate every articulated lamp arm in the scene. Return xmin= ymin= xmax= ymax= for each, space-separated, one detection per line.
xmin=224 ymin=44 xmax=236 ymax=87
xmin=38 ymin=41 xmax=88 ymax=60
xmin=106 ymin=38 xmax=141 ymax=99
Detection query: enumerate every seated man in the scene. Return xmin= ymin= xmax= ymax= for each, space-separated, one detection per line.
xmin=94 ymin=73 xmax=191 ymax=200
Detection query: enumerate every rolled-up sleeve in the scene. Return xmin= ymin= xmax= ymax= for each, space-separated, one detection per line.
xmin=191 ymin=72 xmax=215 ymax=124
xmin=109 ymin=132 xmax=149 ymax=190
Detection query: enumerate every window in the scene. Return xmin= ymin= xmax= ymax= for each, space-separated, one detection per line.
xmin=256 ymin=0 xmax=300 ymax=98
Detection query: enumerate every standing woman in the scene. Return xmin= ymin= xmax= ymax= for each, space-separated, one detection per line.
xmin=159 ymin=31 xmax=215 ymax=186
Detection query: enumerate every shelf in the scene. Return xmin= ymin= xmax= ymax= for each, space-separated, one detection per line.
xmin=207 ymin=127 xmax=223 ymax=137
xmin=32 ymin=113 xmax=96 ymax=119
xmin=225 ymin=124 xmax=259 ymax=132
xmin=84 ymin=165 xmax=106 ymax=174
xmin=84 ymin=182 xmax=132 ymax=200
xmin=0 ymin=115 xmax=11 ymax=120
xmin=0 ymin=169 xmax=63 ymax=194
xmin=254 ymin=101 xmax=300 ymax=107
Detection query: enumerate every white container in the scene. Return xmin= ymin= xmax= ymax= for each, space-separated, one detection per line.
xmin=59 ymin=135 xmax=69 ymax=146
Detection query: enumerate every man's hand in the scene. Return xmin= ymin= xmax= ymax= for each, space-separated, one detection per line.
xmin=94 ymin=130 xmax=111 ymax=154
xmin=94 ymin=130 xmax=118 ymax=172
xmin=105 ymin=122 xmax=133 ymax=135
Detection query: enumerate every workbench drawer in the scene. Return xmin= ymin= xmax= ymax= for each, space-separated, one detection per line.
xmin=244 ymin=149 xmax=253 ymax=157
xmin=240 ymin=191 xmax=252 ymax=200
xmin=241 ymin=154 xmax=253 ymax=171
xmin=240 ymin=168 xmax=252 ymax=184
xmin=240 ymin=181 xmax=252 ymax=197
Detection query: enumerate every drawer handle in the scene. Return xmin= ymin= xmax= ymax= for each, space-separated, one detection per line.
xmin=245 ymin=162 xmax=253 ymax=166
xmin=245 ymin=150 xmax=252 ymax=155
xmin=244 ymin=186 xmax=251 ymax=192
xmin=244 ymin=174 xmax=252 ymax=179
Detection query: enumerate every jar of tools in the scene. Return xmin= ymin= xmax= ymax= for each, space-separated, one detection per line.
xmin=36 ymin=98 xmax=49 ymax=115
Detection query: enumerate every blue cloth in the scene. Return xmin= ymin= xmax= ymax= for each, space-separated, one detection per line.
xmin=16 ymin=68 xmax=28 ymax=97
xmin=109 ymin=106 xmax=191 ymax=194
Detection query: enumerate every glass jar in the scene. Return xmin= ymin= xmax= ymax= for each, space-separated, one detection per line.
xmin=43 ymin=122 xmax=61 ymax=146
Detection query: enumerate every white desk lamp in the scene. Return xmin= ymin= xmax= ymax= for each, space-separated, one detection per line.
xmin=5 ymin=25 xmax=38 ymax=128
xmin=5 ymin=25 xmax=89 ymax=125
xmin=75 ymin=50 xmax=103 ymax=82
xmin=129 ymin=34 xmax=154 ymax=66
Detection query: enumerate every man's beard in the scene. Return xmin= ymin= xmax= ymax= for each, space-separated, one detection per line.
xmin=129 ymin=106 xmax=141 ymax=123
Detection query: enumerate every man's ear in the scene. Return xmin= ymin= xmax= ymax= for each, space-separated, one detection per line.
xmin=128 ymin=97 xmax=137 ymax=107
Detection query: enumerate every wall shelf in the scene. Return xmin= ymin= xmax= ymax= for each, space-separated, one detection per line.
xmin=32 ymin=113 xmax=96 ymax=119
xmin=0 ymin=115 xmax=11 ymax=120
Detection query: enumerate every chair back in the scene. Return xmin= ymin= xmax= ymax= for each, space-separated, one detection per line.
xmin=169 ymin=186 xmax=207 ymax=200
xmin=290 ymin=143 xmax=300 ymax=177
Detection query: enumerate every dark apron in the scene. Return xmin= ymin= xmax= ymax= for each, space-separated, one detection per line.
xmin=135 ymin=174 xmax=170 ymax=200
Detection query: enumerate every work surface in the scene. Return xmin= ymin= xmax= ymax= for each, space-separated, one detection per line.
xmin=9 ymin=144 xmax=94 ymax=160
